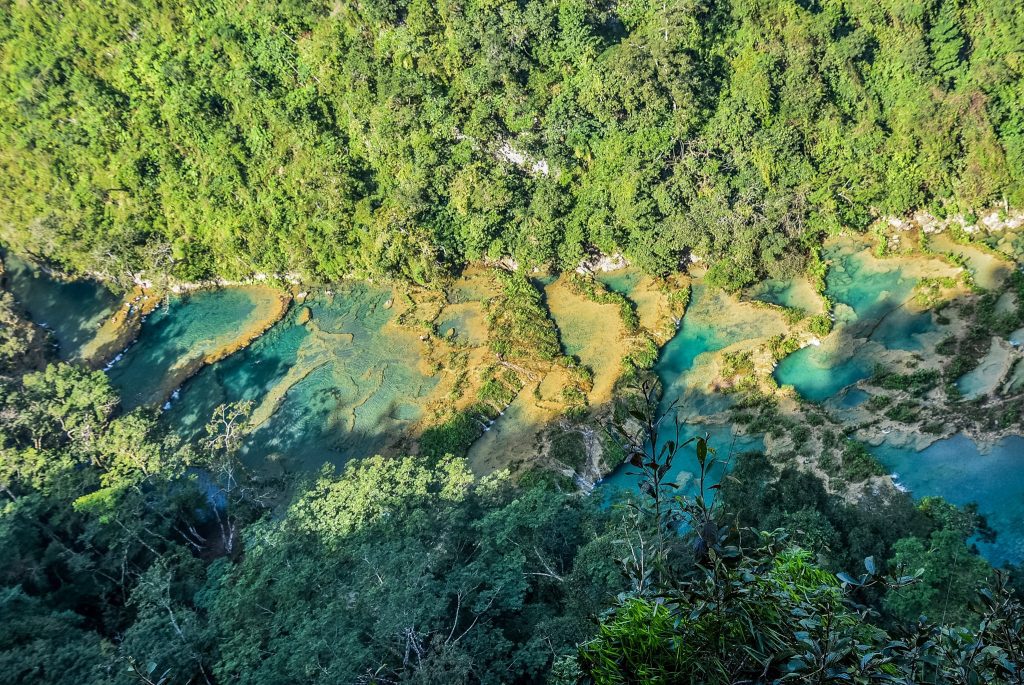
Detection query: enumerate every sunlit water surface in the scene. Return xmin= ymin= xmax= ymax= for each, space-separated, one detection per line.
xmin=7 ymin=250 xmax=1024 ymax=563
xmin=165 ymin=286 xmax=436 ymax=471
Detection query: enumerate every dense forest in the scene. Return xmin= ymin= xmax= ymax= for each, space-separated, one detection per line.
xmin=2 ymin=311 xmax=1024 ymax=682
xmin=4 ymin=0 xmax=1024 ymax=683
xmin=1 ymin=0 xmax=1023 ymax=288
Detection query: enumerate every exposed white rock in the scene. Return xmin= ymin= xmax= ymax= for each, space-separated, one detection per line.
xmin=576 ymin=252 xmax=628 ymax=274
xmin=485 ymin=256 xmax=520 ymax=272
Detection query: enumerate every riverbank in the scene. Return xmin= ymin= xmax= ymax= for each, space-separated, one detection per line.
xmin=5 ymin=206 xmax=1023 ymax=506
xmin=102 ymin=286 xmax=293 ymax=409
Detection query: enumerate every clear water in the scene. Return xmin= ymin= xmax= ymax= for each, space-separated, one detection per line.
xmin=655 ymin=285 xmax=772 ymax=401
xmin=774 ymin=343 xmax=873 ymax=402
xmin=165 ymin=285 xmax=437 ymax=471
xmin=837 ymin=387 xmax=870 ymax=409
xmin=436 ymin=307 xmax=485 ymax=345
xmin=2 ymin=252 xmax=119 ymax=359
xmin=9 ymin=249 xmax=1024 ymax=565
xmin=930 ymin=233 xmax=1012 ymax=290
xmin=596 ymin=269 xmax=641 ymax=296
xmin=601 ymin=417 xmax=765 ymax=501
xmin=602 ymin=284 xmax=772 ymax=495
xmin=956 ymin=338 xmax=1013 ymax=400
xmin=603 ymin=248 xmax=1024 ymax=567
xmin=981 ymin=229 xmax=1024 ymax=263
xmin=105 ymin=288 xmax=272 ymax=409
xmin=543 ymin=276 xmax=625 ymax=371
xmin=822 ymin=241 xmax=934 ymax=349
xmin=774 ymin=241 xmax=937 ymax=400
xmin=874 ymin=435 xmax=1024 ymax=566
xmin=748 ymin=278 xmax=820 ymax=312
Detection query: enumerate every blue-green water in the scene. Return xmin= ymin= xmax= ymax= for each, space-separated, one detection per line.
xmin=105 ymin=288 xmax=273 ymax=409
xmin=596 ymin=269 xmax=641 ymax=296
xmin=838 ymin=387 xmax=870 ymax=409
xmin=602 ymin=284 xmax=771 ymax=494
xmin=656 ymin=285 xmax=776 ymax=405
xmin=2 ymin=252 xmax=119 ymax=358
xmin=166 ymin=286 xmax=437 ymax=471
xmin=602 ymin=422 xmax=764 ymax=503
xmin=774 ymin=343 xmax=873 ymax=402
xmin=437 ymin=310 xmax=471 ymax=339
xmin=774 ymin=242 xmax=938 ymax=400
xmin=7 ymin=249 xmax=1024 ymax=564
xmin=602 ymin=245 xmax=1024 ymax=564
xmin=824 ymin=245 xmax=926 ymax=341
xmin=873 ymin=435 xmax=1024 ymax=567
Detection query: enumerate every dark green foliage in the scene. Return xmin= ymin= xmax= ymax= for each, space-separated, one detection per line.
xmin=550 ymin=431 xmax=589 ymax=471
xmin=885 ymin=528 xmax=995 ymax=625
xmin=720 ymin=451 xmax=927 ymax=572
xmin=1 ymin=345 xmax=1022 ymax=683
xmin=866 ymin=394 xmax=893 ymax=411
xmin=418 ymin=411 xmax=484 ymax=460
xmin=579 ymin=428 xmax=1024 ymax=684
xmin=839 ymin=439 xmax=886 ymax=481
xmin=871 ymin=366 xmax=940 ymax=396
xmin=206 ymin=457 xmax=625 ymax=683
xmin=767 ymin=333 xmax=800 ymax=361
xmin=0 ymin=588 xmax=112 ymax=685
xmin=0 ymin=291 xmax=44 ymax=377
xmin=936 ymin=334 xmax=958 ymax=355
xmin=885 ymin=400 xmax=920 ymax=423
xmin=620 ymin=335 xmax=660 ymax=379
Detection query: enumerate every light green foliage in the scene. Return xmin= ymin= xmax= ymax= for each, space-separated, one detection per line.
xmin=569 ymin=274 xmax=641 ymax=334
xmin=767 ymin=333 xmax=800 ymax=361
xmin=581 ymin=547 xmax=863 ymax=684
xmin=620 ymin=335 xmax=659 ymax=380
xmin=0 ymin=291 xmax=43 ymax=376
xmin=914 ymin=275 xmax=958 ymax=308
xmin=719 ymin=349 xmax=757 ymax=392
xmin=487 ymin=272 xmax=561 ymax=363
xmin=10 ymin=363 xmax=118 ymax=451
xmin=807 ymin=312 xmax=833 ymax=337
xmin=288 ymin=454 xmax=472 ymax=544
xmin=1 ymin=1 xmax=1023 ymax=677
xmin=1 ymin=0 xmax=1021 ymax=286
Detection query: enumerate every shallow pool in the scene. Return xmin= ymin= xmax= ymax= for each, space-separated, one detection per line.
xmin=165 ymin=285 xmax=437 ymax=471
xmin=105 ymin=288 xmax=279 ymax=409
xmin=873 ymin=434 xmax=1024 ymax=566
xmin=2 ymin=252 xmax=119 ymax=359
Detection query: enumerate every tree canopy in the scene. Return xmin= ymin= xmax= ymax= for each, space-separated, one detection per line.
xmin=2 ymin=0 xmax=1022 ymax=288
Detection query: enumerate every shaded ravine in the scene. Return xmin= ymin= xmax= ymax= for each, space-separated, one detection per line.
xmin=6 ymin=244 xmax=1024 ymax=565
